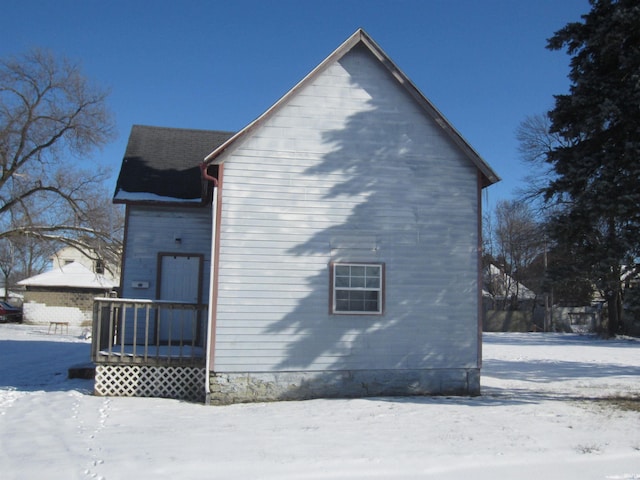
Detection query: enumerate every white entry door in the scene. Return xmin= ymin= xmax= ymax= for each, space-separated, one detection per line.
xmin=158 ymin=254 xmax=201 ymax=343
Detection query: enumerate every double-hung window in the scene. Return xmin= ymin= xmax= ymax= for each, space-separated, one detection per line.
xmin=332 ymin=263 xmax=384 ymax=314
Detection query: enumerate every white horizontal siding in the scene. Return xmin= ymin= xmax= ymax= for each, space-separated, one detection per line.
xmin=121 ymin=205 xmax=212 ymax=301
xmin=214 ymin=45 xmax=479 ymax=373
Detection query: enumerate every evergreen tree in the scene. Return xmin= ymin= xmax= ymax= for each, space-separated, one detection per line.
xmin=544 ymin=0 xmax=640 ymax=335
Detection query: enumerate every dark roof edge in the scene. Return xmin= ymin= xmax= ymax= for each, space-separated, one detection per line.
xmin=113 ymin=199 xmax=208 ymax=207
xmin=130 ymin=124 xmax=235 ymax=136
xmin=112 ymin=125 xmax=235 ymax=204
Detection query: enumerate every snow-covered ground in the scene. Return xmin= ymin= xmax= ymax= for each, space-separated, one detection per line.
xmin=0 ymin=324 xmax=638 ymax=480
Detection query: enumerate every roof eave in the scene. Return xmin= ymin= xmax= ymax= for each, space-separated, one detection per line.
xmin=356 ymin=30 xmax=501 ymax=187
xmin=203 ymin=29 xmax=370 ymax=165
xmin=113 ymin=198 xmax=207 ymax=207
xmin=203 ymin=28 xmax=500 ymax=187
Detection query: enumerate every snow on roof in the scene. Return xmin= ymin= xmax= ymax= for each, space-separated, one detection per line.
xmin=113 ymin=190 xmax=204 ymax=204
xmin=483 ymin=264 xmax=536 ymax=300
xmin=113 ymin=125 xmax=234 ymax=203
xmin=17 ymin=261 xmax=114 ymax=290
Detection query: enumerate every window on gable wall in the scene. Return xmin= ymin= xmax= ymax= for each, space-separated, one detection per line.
xmin=331 ymin=263 xmax=384 ymax=314
xmin=95 ymin=259 xmax=105 ymax=274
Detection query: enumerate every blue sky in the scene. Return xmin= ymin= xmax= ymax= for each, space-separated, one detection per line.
xmin=1 ymin=0 xmax=590 ymax=210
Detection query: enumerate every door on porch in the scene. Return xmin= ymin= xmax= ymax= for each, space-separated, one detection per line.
xmin=158 ymin=254 xmax=202 ymax=344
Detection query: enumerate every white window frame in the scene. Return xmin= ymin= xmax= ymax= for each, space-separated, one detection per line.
xmin=331 ymin=262 xmax=384 ymax=315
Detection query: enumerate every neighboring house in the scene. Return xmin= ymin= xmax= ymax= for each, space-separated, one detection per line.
xmin=482 ymin=264 xmax=539 ymax=332
xmin=51 ymin=245 xmax=121 ymax=286
xmin=18 ymin=261 xmax=115 ymax=327
xmin=92 ymin=29 xmax=499 ymax=403
xmin=483 ymin=264 xmax=536 ymax=305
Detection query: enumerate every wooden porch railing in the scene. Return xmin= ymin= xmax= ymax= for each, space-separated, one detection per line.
xmin=91 ymin=298 xmax=208 ymax=367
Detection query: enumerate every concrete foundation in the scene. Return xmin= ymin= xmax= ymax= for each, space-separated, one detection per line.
xmin=208 ymin=368 xmax=480 ymax=405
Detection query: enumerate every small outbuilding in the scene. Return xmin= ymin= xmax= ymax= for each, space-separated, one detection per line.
xmin=19 ymin=261 xmax=115 ymax=327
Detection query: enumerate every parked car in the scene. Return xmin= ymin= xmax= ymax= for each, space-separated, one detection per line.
xmin=0 ymin=301 xmax=22 ymax=323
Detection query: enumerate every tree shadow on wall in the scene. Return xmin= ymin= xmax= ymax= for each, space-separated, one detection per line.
xmin=263 ymin=45 xmax=479 ymax=389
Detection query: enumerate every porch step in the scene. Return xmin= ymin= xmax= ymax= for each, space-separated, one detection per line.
xmin=68 ymin=362 xmax=96 ymax=380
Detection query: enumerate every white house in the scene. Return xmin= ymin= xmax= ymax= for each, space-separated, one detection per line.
xmin=92 ymin=29 xmax=499 ymax=403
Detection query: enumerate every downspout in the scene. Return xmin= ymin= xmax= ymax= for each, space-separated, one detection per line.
xmin=477 ymin=172 xmax=483 ymax=371
xmin=200 ymin=162 xmax=218 ymax=184
xmin=200 ymin=162 xmax=218 ymax=404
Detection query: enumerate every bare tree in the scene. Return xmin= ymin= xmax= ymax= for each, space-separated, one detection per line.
xmin=488 ymin=199 xmax=543 ymax=309
xmin=0 ymin=235 xmax=51 ymax=296
xmin=515 ymin=113 xmax=570 ymax=207
xmin=0 ymin=49 xmax=121 ymax=283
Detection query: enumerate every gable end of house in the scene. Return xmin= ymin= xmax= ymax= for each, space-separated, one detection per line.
xmin=203 ymin=28 xmax=500 ymax=188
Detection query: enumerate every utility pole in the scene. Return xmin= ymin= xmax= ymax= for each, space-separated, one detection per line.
xmin=543 ymin=237 xmax=550 ymax=332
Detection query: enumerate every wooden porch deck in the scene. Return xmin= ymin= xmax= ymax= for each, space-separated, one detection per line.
xmin=91 ymin=298 xmax=208 ymax=367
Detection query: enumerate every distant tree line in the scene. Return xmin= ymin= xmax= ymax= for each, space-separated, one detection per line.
xmin=485 ymin=0 xmax=640 ymax=336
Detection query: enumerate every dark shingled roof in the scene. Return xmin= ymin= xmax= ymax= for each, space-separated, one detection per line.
xmin=114 ymin=125 xmax=235 ymax=204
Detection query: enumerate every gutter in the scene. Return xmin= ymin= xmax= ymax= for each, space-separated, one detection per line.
xmin=201 ymin=162 xmax=218 ymax=404
xmin=200 ymin=162 xmax=218 ymax=186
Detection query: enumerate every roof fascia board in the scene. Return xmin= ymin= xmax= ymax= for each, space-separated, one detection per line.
xmin=357 ymin=30 xmax=500 ymax=187
xmin=113 ymin=198 xmax=206 ymax=207
xmin=203 ymin=28 xmax=500 ymax=187
xmin=203 ymin=29 xmax=366 ymax=165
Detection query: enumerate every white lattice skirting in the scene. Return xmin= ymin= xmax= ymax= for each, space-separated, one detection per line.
xmin=95 ymin=365 xmax=206 ymax=402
